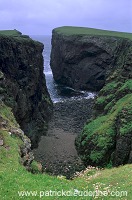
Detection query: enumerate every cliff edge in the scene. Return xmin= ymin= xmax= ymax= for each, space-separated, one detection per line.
xmin=0 ymin=31 xmax=52 ymax=148
xmin=50 ymin=26 xmax=132 ymax=91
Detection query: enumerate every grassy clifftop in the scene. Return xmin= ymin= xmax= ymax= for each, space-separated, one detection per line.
xmin=0 ymin=29 xmax=30 ymax=38
xmin=54 ymin=26 xmax=132 ymax=40
xmin=0 ymin=29 xmax=22 ymax=36
xmin=51 ymin=26 xmax=132 ymax=91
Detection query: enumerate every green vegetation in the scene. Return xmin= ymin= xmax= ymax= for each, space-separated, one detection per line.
xmin=76 ymin=42 xmax=132 ymax=167
xmin=42 ymin=94 xmax=52 ymax=105
xmin=54 ymin=26 xmax=132 ymax=40
xmin=0 ymin=101 xmax=18 ymax=127
xmin=0 ymin=29 xmax=22 ymax=36
xmin=0 ymin=27 xmax=132 ymax=199
xmin=0 ymin=29 xmax=29 ymax=38
xmin=0 ymin=129 xmax=131 ymax=199
xmin=0 ymin=102 xmax=131 ymax=199
xmin=30 ymin=160 xmax=42 ymax=174
xmin=78 ymin=93 xmax=132 ymax=165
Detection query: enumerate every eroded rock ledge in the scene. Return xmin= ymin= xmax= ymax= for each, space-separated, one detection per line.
xmin=0 ymin=33 xmax=52 ymax=148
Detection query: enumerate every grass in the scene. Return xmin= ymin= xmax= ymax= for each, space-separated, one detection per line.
xmin=0 ymin=103 xmax=132 ymax=199
xmin=0 ymin=27 xmax=132 ymax=199
xmin=0 ymin=30 xmax=30 ymax=38
xmin=75 ymin=44 xmax=132 ymax=166
xmin=0 ymin=130 xmax=132 ymax=200
xmin=76 ymin=91 xmax=132 ymax=166
xmin=54 ymin=26 xmax=132 ymax=40
xmin=0 ymin=30 xmax=22 ymax=36
xmin=0 ymin=101 xmax=18 ymax=127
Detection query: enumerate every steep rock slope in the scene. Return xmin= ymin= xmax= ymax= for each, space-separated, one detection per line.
xmin=75 ymin=40 xmax=132 ymax=167
xmin=0 ymin=101 xmax=34 ymax=170
xmin=50 ymin=26 xmax=132 ymax=91
xmin=0 ymin=33 xmax=52 ymax=147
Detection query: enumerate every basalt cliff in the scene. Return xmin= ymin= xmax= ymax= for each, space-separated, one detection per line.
xmin=0 ymin=31 xmax=52 ymax=148
xmin=51 ymin=26 xmax=132 ymax=167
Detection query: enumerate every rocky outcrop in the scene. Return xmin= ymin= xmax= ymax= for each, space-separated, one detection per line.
xmin=50 ymin=26 xmax=131 ymax=91
xmin=0 ymin=100 xmax=43 ymax=173
xmin=75 ymin=40 xmax=132 ymax=167
xmin=0 ymin=33 xmax=52 ymax=148
xmin=0 ymin=101 xmax=34 ymax=170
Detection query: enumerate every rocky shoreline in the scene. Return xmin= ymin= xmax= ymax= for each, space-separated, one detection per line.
xmin=33 ymin=97 xmax=94 ymax=179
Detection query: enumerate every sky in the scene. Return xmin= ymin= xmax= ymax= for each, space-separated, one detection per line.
xmin=0 ymin=0 xmax=132 ymax=35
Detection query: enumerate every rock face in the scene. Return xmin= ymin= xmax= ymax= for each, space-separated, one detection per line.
xmin=0 ymin=34 xmax=52 ymax=148
xmin=75 ymin=39 xmax=132 ymax=167
xmin=51 ymin=26 xmax=132 ymax=166
xmin=50 ymin=27 xmax=131 ymax=91
xmin=0 ymin=101 xmax=42 ymax=172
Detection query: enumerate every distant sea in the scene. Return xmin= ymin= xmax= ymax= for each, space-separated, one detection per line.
xmin=30 ymin=35 xmax=96 ymax=102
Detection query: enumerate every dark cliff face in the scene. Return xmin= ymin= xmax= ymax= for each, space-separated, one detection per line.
xmin=50 ymin=26 xmax=132 ymax=167
xmin=75 ymin=40 xmax=132 ymax=167
xmin=0 ymin=35 xmax=52 ymax=148
xmin=50 ymin=30 xmax=129 ymax=91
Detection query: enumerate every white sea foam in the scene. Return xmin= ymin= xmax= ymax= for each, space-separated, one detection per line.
xmin=45 ymin=71 xmax=52 ymax=75
xmin=32 ymin=36 xmax=97 ymax=103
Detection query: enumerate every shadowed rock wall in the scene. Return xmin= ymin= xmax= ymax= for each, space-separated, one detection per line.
xmin=51 ymin=30 xmax=129 ymax=91
xmin=50 ymin=27 xmax=132 ymax=167
xmin=75 ymin=40 xmax=132 ymax=167
xmin=0 ymin=34 xmax=52 ymax=147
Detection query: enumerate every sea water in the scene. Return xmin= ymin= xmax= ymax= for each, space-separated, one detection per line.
xmin=30 ymin=35 xmax=96 ymax=102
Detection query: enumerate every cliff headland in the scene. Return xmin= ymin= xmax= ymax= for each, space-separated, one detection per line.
xmin=51 ymin=26 xmax=132 ymax=91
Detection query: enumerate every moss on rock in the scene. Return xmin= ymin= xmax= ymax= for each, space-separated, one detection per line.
xmin=75 ymin=40 xmax=132 ymax=167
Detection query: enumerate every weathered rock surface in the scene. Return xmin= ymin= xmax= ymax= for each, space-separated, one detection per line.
xmin=0 ymin=33 xmax=52 ymax=148
xmin=51 ymin=26 xmax=132 ymax=167
xmin=50 ymin=27 xmax=131 ymax=91
xmin=75 ymin=40 xmax=132 ymax=167
xmin=0 ymin=101 xmax=34 ymax=170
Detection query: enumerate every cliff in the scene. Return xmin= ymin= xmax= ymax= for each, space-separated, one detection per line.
xmin=75 ymin=40 xmax=132 ymax=167
xmin=0 ymin=31 xmax=52 ymax=148
xmin=0 ymin=29 xmax=132 ymax=200
xmin=50 ymin=26 xmax=132 ymax=91
xmin=0 ymin=101 xmax=35 ymax=171
xmin=50 ymin=26 xmax=132 ymax=167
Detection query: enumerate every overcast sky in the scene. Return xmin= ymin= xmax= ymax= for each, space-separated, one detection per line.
xmin=0 ymin=0 xmax=131 ymax=35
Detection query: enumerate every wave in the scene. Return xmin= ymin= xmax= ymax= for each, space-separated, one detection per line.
xmin=45 ymin=71 xmax=52 ymax=75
